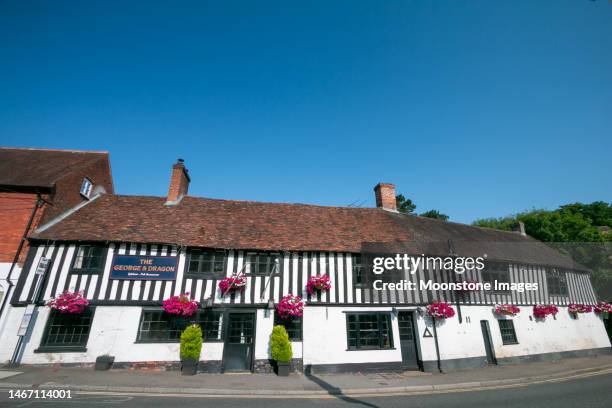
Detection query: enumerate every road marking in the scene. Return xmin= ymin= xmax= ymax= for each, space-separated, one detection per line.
xmin=56 ymin=368 xmax=612 ymax=400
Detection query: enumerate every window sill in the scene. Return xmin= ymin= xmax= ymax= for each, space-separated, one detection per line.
xmin=69 ymin=270 xmax=102 ymax=275
xmin=34 ymin=346 xmax=87 ymax=353
xmin=502 ymin=342 xmax=519 ymax=346
xmin=346 ymin=348 xmax=396 ymax=351
xmin=134 ymin=339 xmax=224 ymax=344
xmin=184 ymin=274 xmax=226 ymax=280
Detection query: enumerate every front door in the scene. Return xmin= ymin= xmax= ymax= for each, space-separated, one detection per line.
xmin=222 ymin=311 xmax=255 ymax=372
xmin=398 ymin=311 xmax=420 ymax=370
xmin=480 ymin=320 xmax=497 ymax=365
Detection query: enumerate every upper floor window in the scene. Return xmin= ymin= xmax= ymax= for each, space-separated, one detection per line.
xmin=246 ymin=252 xmax=279 ymax=276
xmin=481 ymin=261 xmax=510 ymax=293
xmin=353 ymin=254 xmax=364 ymax=287
xmin=187 ymin=249 xmax=226 ymax=278
xmin=71 ymin=245 xmax=106 ymax=274
xmin=546 ymin=269 xmax=568 ymax=296
xmin=80 ymin=178 xmax=93 ymax=199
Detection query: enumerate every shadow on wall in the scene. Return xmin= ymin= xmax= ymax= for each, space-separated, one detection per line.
xmin=305 ymin=372 xmax=380 ymax=408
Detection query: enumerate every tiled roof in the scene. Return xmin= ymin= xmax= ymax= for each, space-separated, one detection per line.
xmin=0 ymin=147 xmax=109 ymax=189
xmin=31 ymin=194 xmax=587 ymax=270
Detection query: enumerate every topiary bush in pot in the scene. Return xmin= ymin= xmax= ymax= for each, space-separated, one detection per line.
xmin=180 ymin=324 xmax=202 ymax=375
xmin=270 ymin=325 xmax=292 ymax=376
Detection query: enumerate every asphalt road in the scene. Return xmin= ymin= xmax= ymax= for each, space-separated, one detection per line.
xmin=1 ymin=372 xmax=611 ymax=408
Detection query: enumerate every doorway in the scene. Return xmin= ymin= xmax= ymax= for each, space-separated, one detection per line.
xmin=480 ymin=320 xmax=497 ymax=365
xmin=398 ymin=311 xmax=420 ymax=370
xmin=222 ymin=311 xmax=256 ymax=372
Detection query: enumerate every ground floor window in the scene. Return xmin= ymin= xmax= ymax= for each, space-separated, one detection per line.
xmin=137 ymin=309 xmax=224 ymax=342
xmin=498 ymin=319 xmax=518 ymax=345
xmin=38 ymin=309 xmax=94 ymax=351
xmin=274 ymin=312 xmax=302 ymax=341
xmin=346 ymin=313 xmax=393 ymax=350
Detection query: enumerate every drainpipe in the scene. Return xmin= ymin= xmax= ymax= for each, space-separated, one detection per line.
xmin=432 ymin=316 xmax=442 ymax=373
xmin=0 ymin=195 xmax=43 ymax=324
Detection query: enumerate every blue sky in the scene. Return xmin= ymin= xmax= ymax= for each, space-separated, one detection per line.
xmin=1 ymin=1 xmax=611 ymax=224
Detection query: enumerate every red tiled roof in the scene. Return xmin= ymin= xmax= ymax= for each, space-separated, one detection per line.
xmin=31 ymin=194 xmax=587 ymax=270
xmin=0 ymin=147 xmax=110 ymax=189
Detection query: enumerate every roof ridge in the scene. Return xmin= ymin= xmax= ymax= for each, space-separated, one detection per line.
xmin=0 ymin=146 xmax=109 ymax=155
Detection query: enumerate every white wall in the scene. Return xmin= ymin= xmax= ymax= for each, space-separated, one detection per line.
xmin=416 ymin=305 xmax=611 ymax=364
xmin=302 ymin=306 xmax=403 ymax=365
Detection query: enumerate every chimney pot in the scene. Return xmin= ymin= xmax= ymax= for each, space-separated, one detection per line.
xmin=374 ymin=182 xmax=397 ymax=211
xmin=166 ymin=159 xmax=190 ymax=205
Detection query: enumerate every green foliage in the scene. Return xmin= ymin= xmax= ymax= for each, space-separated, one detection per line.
xmin=180 ymin=324 xmax=202 ymax=361
xmin=395 ymin=194 xmax=416 ymax=214
xmin=420 ymin=209 xmax=449 ymax=221
xmin=270 ymin=325 xmax=292 ymax=362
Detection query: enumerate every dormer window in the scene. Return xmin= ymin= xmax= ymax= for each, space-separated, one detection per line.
xmin=80 ymin=178 xmax=93 ymax=199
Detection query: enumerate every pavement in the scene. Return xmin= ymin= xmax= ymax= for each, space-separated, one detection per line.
xmin=0 ymin=355 xmax=612 ymax=397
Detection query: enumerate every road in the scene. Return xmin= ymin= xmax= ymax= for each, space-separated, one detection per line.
xmin=1 ymin=372 xmax=611 ymax=408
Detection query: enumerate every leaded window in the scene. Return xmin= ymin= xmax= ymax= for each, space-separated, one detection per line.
xmin=353 ymin=254 xmax=364 ymax=287
xmin=481 ymin=261 xmax=510 ymax=293
xmin=346 ymin=313 xmax=393 ymax=350
xmin=71 ymin=245 xmax=106 ymax=273
xmin=274 ymin=312 xmax=302 ymax=341
xmin=546 ymin=269 xmax=568 ymax=296
xmin=137 ymin=310 xmax=224 ymax=342
xmin=39 ymin=309 xmax=93 ymax=350
xmin=187 ymin=249 xmax=226 ymax=278
xmin=498 ymin=319 xmax=518 ymax=345
xmin=246 ymin=252 xmax=279 ymax=276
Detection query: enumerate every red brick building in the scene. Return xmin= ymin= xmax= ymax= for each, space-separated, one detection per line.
xmin=0 ymin=147 xmax=114 ymax=323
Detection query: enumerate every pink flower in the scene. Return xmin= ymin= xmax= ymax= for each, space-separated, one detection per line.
xmin=276 ymin=294 xmax=304 ymax=319
xmin=594 ymin=301 xmax=612 ymax=314
xmin=47 ymin=291 xmax=89 ymax=314
xmin=427 ymin=302 xmax=455 ymax=319
xmin=494 ymin=304 xmax=520 ymax=316
xmin=568 ymin=304 xmax=592 ymax=315
xmin=162 ymin=293 xmax=199 ymax=317
xmin=218 ymin=274 xmax=247 ymax=295
xmin=533 ymin=304 xmax=559 ymax=319
xmin=306 ymin=274 xmax=331 ymax=295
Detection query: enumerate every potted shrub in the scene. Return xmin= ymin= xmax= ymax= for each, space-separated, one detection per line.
xmin=270 ymin=325 xmax=292 ymax=376
xmin=180 ymin=324 xmax=202 ymax=376
xmin=95 ymin=355 xmax=115 ymax=371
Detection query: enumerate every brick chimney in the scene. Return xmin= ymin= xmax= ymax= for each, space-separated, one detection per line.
xmin=165 ymin=159 xmax=190 ymax=205
xmin=374 ymin=182 xmax=397 ymax=211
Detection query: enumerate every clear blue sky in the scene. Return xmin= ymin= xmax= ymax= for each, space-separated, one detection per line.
xmin=1 ymin=1 xmax=611 ymax=224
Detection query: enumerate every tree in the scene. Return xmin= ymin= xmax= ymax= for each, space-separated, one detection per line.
xmin=395 ymin=194 xmax=416 ymax=214
xmin=420 ymin=209 xmax=449 ymax=221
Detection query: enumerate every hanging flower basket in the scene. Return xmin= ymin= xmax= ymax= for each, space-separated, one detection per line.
xmin=47 ymin=290 xmax=89 ymax=314
xmin=162 ymin=293 xmax=199 ymax=317
xmin=218 ymin=274 xmax=247 ymax=295
xmin=306 ymin=274 xmax=331 ymax=295
xmin=494 ymin=304 xmax=521 ymax=316
xmin=533 ymin=304 xmax=559 ymax=320
xmin=427 ymin=301 xmax=455 ymax=319
xmin=594 ymin=301 xmax=612 ymax=317
xmin=568 ymin=303 xmax=593 ymax=316
xmin=276 ymin=294 xmax=304 ymax=320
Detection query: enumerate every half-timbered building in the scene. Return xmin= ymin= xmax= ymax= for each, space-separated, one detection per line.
xmin=1 ymin=161 xmax=609 ymax=372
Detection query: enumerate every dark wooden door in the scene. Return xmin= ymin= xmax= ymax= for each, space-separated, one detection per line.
xmin=398 ymin=312 xmax=419 ymax=370
xmin=222 ymin=312 xmax=255 ymax=372
xmin=480 ymin=320 xmax=497 ymax=365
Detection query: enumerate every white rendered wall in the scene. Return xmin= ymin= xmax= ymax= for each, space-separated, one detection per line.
xmin=302 ymin=306 xmax=403 ymax=366
xmin=415 ymin=305 xmax=611 ymax=364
